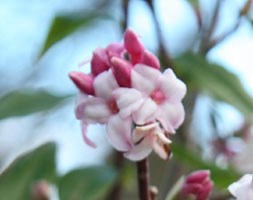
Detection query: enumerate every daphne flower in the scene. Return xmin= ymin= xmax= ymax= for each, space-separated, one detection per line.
xmin=114 ymin=64 xmax=186 ymax=133
xmin=69 ymin=28 xmax=187 ymax=161
xmin=75 ymin=70 xmax=137 ymax=151
xmin=228 ymin=174 xmax=253 ymax=200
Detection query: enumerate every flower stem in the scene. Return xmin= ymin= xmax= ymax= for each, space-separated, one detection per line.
xmin=137 ymin=158 xmax=150 ymax=200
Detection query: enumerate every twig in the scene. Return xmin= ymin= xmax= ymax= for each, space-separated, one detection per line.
xmin=137 ymin=158 xmax=151 ymax=200
xmin=199 ymin=0 xmax=223 ymax=54
xmin=205 ymin=0 xmax=252 ymax=52
xmin=122 ymin=0 xmax=129 ymax=30
xmin=145 ymin=0 xmax=173 ymax=67
xmin=106 ymin=151 xmax=125 ymax=200
xmin=150 ymin=186 xmax=158 ymax=200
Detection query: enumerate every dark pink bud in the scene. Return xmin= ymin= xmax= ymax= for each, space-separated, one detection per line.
xmin=140 ymin=50 xmax=160 ymax=69
xmin=124 ymin=28 xmax=145 ymax=65
xmin=111 ymin=57 xmax=132 ymax=87
xmin=69 ymin=71 xmax=94 ymax=95
xmin=181 ymin=170 xmax=213 ymax=200
xmin=91 ymin=48 xmax=110 ymax=76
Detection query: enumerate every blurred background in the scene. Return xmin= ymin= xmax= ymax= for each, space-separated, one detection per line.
xmin=0 ymin=0 xmax=252 ymax=199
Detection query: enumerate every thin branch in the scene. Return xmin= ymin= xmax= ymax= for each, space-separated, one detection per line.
xmin=205 ymin=0 xmax=252 ymax=52
xmin=122 ymin=0 xmax=129 ymax=30
xmin=145 ymin=0 xmax=173 ymax=67
xmin=150 ymin=186 xmax=158 ymax=200
xmin=206 ymin=18 xmax=241 ymax=51
xmin=137 ymin=159 xmax=151 ymax=200
xmin=106 ymin=151 xmax=125 ymax=200
xmin=199 ymin=0 xmax=223 ymax=54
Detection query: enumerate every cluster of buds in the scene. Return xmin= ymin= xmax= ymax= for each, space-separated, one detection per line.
xmin=180 ymin=170 xmax=213 ymax=200
xmin=69 ymin=28 xmax=186 ymax=161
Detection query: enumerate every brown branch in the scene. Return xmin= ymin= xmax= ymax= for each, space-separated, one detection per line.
xmin=122 ymin=0 xmax=129 ymax=30
xmin=137 ymin=158 xmax=151 ymax=200
xmin=150 ymin=186 xmax=158 ymax=200
xmin=204 ymin=0 xmax=252 ymax=52
xmin=145 ymin=0 xmax=172 ymax=67
xmin=106 ymin=151 xmax=124 ymax=200
xmin=199 ymin=0 xmax=223 ymax=54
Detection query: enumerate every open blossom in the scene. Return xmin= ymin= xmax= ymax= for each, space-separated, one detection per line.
xmin=228 ymin=174 xmax=253 ymax=200
xmin=69 ymin=28 xmax=186 ymax=161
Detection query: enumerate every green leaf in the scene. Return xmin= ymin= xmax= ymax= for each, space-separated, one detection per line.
xmin=39 ymin=9 xmax=111 ymax=57
xmin=171 ymin=143 xmax=239 ymax=188
xmin=0 ymin=89 xmax=70 ymax=120
xmin=0 ymin=143 xmax=57 ymax=200
xmin=174 ymin=52 xmax=253 ymax=121
xmin=58 ymin=166 xmax=117 ymax=200
xmin=187 ymin=0 xmax=199 ymax=8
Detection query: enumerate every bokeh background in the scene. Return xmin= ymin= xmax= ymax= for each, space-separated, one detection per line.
xmin=0 ymin=0 xmax=253 ymax=199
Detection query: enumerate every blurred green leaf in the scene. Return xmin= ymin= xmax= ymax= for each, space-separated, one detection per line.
xmin=171 ymin=143 xmax=239 ymax=188
xmin=187 ymin=0 xmax=199 ymax=7
xmin=0 ymin=143 xmax=56 ymax=200
xmin=59 ymin=166 xmax=117 ymax=200
xmin=174 ymin=52 xmax=253 ymax=121
xmin=39 ymin=8 xmax=111 ymax=57
xmin=0 ymin=89 xmax=70 ymax=120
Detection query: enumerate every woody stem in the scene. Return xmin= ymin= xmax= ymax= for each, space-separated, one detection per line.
xmin=137 ymin=158 xmax=150 ymax=200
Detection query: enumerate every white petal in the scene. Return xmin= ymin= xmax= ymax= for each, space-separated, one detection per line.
xmin=131 ymin=64 xmax=160 ymax=95
xmin=156 ymin=102 xmax=185 ymax=133
xmin=158 ymin=68 xmax=186 ymax=102
xmin=94 ymin=70 xmax=119 ymax=100
xmin=133 ymin=98 xmax=157 ymax=125
xmin=106 ymin=115 xmax=133 ymax=151
xmin=124 ymin=134 xmax=154 ymax=161
xmin=81 ymin=122 xmax=97 ymax=148
xmin=152 ymin=142 xmax=168 ymax=160
xmin=133 ymin=123 xmax=158 ymax=143
xmin=113 ymin=88 xmax=144 ymax=118
xmin=228 ymin=174 xmax=253 ymax=198
xmin=75 ymin=96 xmax=111 ymax=123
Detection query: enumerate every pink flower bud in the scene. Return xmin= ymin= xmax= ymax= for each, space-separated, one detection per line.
xmin=140 ymin=50 xmax=160 ymax=70
xmin=111 ymin=57 xmax=132 ymax=87
xmin=106 ymin=42 xmax=125 ymax=58
xmin=181 ymin=170 xmax=213 ymax=200
xmin=91 ymin=48 xmax=110 ymax=76
xmin=69 ymin=71 xmax=94 ymax=95
xmin=124 ymin=28 xmax=145 ymax=64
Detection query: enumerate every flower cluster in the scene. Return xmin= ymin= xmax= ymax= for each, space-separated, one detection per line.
xmin=69 ymin=29 xmax=186 ymax=161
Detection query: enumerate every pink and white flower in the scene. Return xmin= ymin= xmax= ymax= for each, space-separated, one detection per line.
xmin=74 ymin=70 xmax=137 ymax=151
xmin=69 ymin=28 xmax=187 ymax=161
xmin=228 ymin=174 xmax=253 ymax=200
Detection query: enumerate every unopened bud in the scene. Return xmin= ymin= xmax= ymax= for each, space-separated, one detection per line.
xmin=124 ymin=28 xmax=144 ymax=64
xmin=181 ymin=170 xmax=213 ymax=200
xmin=69 ymin=71 xmax=94 ymax=95
xmin=141 ymin=50 xmax=160 ymax=70
xmin=111 ymin=57 xmax=132 ymax=87
xmin=91 ymin=48 xmax=110 ymax=76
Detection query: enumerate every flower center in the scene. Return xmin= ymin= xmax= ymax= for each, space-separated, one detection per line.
xmin=108 ymin=100 xmax=119 ymax=114
xmin=150 ymin=89 xmax=166 ymax=104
